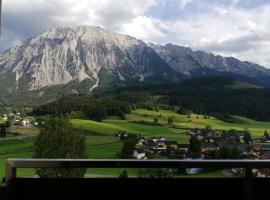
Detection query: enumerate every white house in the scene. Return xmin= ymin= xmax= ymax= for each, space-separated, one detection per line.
xmin=22 ymin=120 xmax=31 ymax=128
xmin=2 ymin=114 xmax=8 ymax=120
xmin=186 ymin=168 xmax=204 ymax=175
xmin=133 ymin=149 xmax=146 ymax=160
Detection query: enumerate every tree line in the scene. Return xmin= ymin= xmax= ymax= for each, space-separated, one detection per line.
xmin=115 ymin=76 xmax=270 ymax=121
xmin=32 ymin=94 xmax=131 ymax=121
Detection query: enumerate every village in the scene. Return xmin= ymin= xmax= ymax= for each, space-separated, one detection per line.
xmin=0 ymin=111 xmax=41 ymax=139
xmin=116 ymin=127 xmax=270 ymax=176
xmin=2 ymin=110 xmax=270 ymax=177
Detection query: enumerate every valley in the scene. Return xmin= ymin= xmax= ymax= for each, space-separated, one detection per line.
xmin=1 ymin=25 xmax=270 ymax=180
xmin=1 ymin=109 xmax=270 ymax=179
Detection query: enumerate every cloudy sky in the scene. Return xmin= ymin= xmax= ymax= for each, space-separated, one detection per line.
xmin=1 ymin=0 xmax=270 ymax=67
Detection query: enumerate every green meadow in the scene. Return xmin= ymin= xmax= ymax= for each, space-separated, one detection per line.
xmin=1 ymin=109 xmax=270 ymax=179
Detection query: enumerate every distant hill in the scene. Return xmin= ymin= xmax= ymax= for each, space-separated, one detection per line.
xmin=113 ymin=76 xmax=270 ymax=121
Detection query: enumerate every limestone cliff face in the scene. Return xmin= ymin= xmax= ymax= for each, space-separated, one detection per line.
xmin=0 ymin=26 xmax=173 ymax=91
xmin=1 ymin=25 xmax=270 ymax=95
xmin=150 ymin=43 xmax=270 ymax=86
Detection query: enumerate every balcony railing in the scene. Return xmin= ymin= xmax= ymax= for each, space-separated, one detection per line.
xmin=3 ymin=159 xmax=270 ymax=200
xmin=5 ymin=159 xmax=270 ymax=182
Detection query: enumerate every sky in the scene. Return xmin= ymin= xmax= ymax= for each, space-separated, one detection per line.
xmin=1 ymin=0 xmax=270 ymax=68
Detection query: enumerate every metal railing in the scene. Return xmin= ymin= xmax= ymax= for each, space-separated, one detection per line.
xmin=4 ymin=159 xmax=270 ymax=200
xmin=5 ymin=159 xmax=270 ymax=182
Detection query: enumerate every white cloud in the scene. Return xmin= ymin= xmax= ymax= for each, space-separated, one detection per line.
xmin=1 ymin=0 xmax=157 ymax=50
xmin=121 ymin=16 xmax=165 ymax=42
xmin=1 ymin=0 xmax=270 ymax=68
xmin=179 ymin=0 xmax=192 ymax=9
xmin=152 ymin=2 xmax=270 ymax=67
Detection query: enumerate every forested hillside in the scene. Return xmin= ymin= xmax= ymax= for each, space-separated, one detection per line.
xmin=114 ymin=77 xmax=270 ymax=121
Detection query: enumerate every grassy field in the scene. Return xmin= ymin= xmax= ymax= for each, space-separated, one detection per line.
xmin=229 ymin=81 xmax=263 ymax=89
xmin=73 ymin=109 xmax=270 ymax=137
xmin=8 ymin=127 xmax=40 ymax=135
xmin=1 ymin=109 xmax=270 ymax=180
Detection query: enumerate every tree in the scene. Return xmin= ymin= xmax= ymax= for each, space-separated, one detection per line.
xmin=119 ymin=111 xmax=126 ymax=120
xmin=0 ymin=124 xmax=7 ymax=138
xmin=120 ymin=140 xmax=136 ymax=159
xmin=216 ymin=146 xmax=242 ymax=159
xmin=119 ymin=170 xmax=128 ymax=178
xmin=231 ymin=148 xmax=242 ymax=159
xmin=243 ymin=132 xmax=252 ymax=144
xmin=217 ymin=146 xmax=232 ymax=159
xmin=5 ymin=116 xmax=13 ymax=128
xmin=177 ymin=108 xmax=192 ymax=115
xmin=168 ymin=116 xmax=174 ymax=125
xmin=34 ymin=117 xmax=87 ymax=178
xmin=154 ymin=117 xmax=158 ymax=123
xmin=189 ymin=136 xmax=201 ymax=153
xmin=138 ymin=168 xmax=174 ymax=178
xmin=264 ymin=130 xmax=269 ymax=137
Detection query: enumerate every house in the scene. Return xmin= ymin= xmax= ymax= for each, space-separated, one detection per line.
xmin=186 ymin=130 xmax=198 ymax=137
xmin=239 ymin=131 xmax=247 ymax=138
xmin=178 ymin=144 xmax=190 ymax=152
xmin=165 ymin=141 xmax=178 ymax=149
xmin=260 ymin=150 xmax=270 ymax=159
xmin=136 ymin=139 xmax=145 ymax=147
xmin=203 ymin=132 xmax=216 ymax=142
xmin=201 ymin=143 xmax=218 ymax=152
xmin=1 ymin=114 xmax=8 ymax=120
xmin=215 ymin=138 xmax=227 ymax=148
xmin=158 ymin=137 xmax=167 ymax=142
xmin=260 ymin=144 xmax=270 ymax=151
xmin=249 ymin=143 xmax=261 ymax=152
xmin=133 ymin=149 xmax=146 ymax=160
xmin=146 ymin=139 xmax=166 ymax=152
xmin=262 ymin=134 xmax=270 ymax=142
xmin=22 ymin=120 xmax=31 ymax=128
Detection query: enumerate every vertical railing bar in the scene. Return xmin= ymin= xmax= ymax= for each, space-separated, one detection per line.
xmin=5 ymin=161 xmax=16 ymax=185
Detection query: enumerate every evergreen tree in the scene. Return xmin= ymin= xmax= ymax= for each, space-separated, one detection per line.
xmin=189 ymin=136 xmax=201 ymax=153
xmin=0 ymin=124 xmax=7 ymax=138
xmin=120 ymin=140 xmax=136 ymax=159
xmin=168 ymin=116 xmax=174 ymax=125
xmin=34 ymin=117 xmax=87 ymax=178
xmin=243 ymin=132 xmax=252 ymax=144
xmin=119 ymin=170 xmax=128 ymax=178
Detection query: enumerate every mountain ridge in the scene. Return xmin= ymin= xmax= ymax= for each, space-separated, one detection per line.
xmin=0 ymin=25 xmax=270 ymax=105
xmin=149 ymin=43 xmax=270 ymax=86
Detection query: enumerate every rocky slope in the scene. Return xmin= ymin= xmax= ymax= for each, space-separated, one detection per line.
xmin=1 ymin=26 xmax=270 ymax=105
xmin=0 ymin=26 xmax=177 ymax=93
xmin=150 ymin=43 xmax=270 ymax=86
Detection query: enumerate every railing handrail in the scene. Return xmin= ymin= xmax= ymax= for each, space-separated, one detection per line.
xmin=5 ymin=158 xmax=270 ymax=184
xmin=5 ymin=159 xmax=269 ymax=200
xmin=6 ymin=158 xmax=270 ymax=168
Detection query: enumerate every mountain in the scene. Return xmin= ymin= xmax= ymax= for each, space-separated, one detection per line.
xmin=0 ymin=26 xmax=270 ymax=106
xmin=150 ymin=43 xmax=270 ymax=87
xmin=0 ymin=26 xmax=181 ymax=105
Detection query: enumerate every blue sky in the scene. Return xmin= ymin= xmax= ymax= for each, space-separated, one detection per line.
xmin=1 ymin=0 xmax=270 ymax=67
